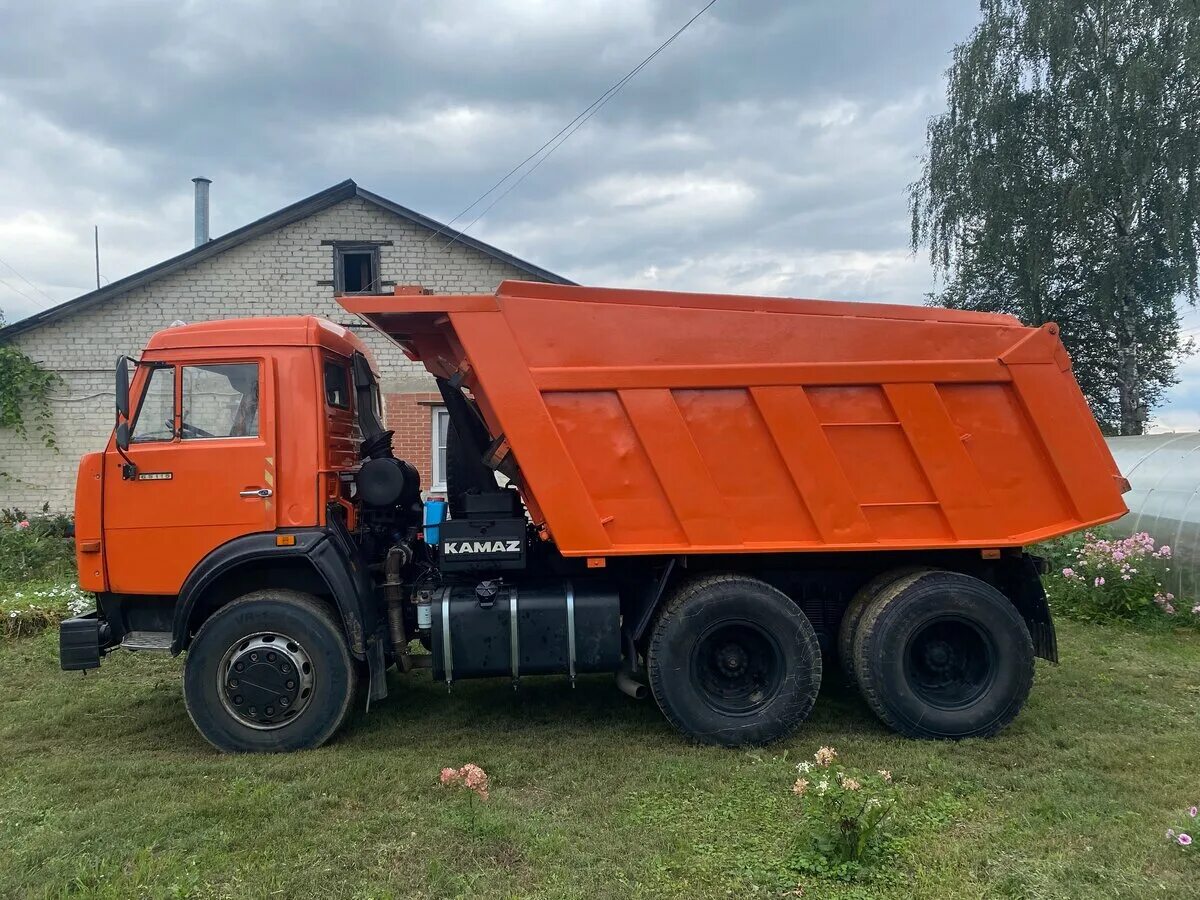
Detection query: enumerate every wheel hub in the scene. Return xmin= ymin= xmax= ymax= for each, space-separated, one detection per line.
xmin=218 ymin=633 xmax=314 ymax=730
xmin=905 ymin=618 xmax=994 ymax=710
xmin=924 ymin=640 xmax=953 ymax=672
xmin=718 ymin=643 xmax=748 ymax=676
xmin=691 ymin=620 xmax=785 ymax=716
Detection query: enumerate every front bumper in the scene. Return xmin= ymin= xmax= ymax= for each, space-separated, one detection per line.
xmin=59 ymin=612 xmax=110 ymax=671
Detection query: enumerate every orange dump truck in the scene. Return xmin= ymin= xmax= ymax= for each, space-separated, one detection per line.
xmin=61 ymin=281 xmax=1128 ymax=752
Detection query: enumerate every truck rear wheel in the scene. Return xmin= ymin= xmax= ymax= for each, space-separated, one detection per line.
xmin=183 ymin=590 xmax=357 ymax=753
xmin=647 ymin=574 xmax=821 ymax=747
xmin=852 ymin=570 xmax=1034 ymax=739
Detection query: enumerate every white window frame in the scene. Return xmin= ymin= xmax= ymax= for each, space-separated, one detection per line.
xmin=430 ymin=405 xmax=449 ymax=493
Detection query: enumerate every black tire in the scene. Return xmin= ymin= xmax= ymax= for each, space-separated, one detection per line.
xmin=647 ymin=574 xmax=822 ymax=747
xmin=837 ymin=567 xmax=931 ymax=687
xmin=184 ymin=590 xmax=358 ymax=753
xmin=852 ymin=570 xmax=1034 ymax=740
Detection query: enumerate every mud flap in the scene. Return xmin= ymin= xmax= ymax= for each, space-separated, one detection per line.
xmin=367 ymin=635 xmax=388 ymax=704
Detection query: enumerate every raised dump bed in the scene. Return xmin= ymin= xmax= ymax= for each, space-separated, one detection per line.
xmin=341 ymin=280 xmax=1129 ymax=557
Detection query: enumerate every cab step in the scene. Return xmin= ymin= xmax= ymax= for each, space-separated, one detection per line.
xmin=121 ymin=631 xmax=172 ymax=652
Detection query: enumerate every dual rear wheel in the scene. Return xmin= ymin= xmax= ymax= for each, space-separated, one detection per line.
xmin=839 ymin=569 xmax=1035 ymax=739
xmin=646 ymin=569 xmax=1035 ymax=746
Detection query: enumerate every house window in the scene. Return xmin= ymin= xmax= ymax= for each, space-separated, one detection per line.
xmin=430 ymin=406 xmax=449 ymax=492
xmin=332 ymin=243 xmax=381 ymax=294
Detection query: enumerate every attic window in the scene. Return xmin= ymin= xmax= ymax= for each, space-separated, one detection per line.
xmin=333 ymin=243 xmax=381 ymax=294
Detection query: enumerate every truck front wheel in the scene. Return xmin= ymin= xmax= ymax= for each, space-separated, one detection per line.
xmin=852 ymin=570 xmax=1034 ymax=739
xmin=647 ymin=574 xmax=821 ymax=747
xmin=183 ymin=590 xmax=357 ymax=753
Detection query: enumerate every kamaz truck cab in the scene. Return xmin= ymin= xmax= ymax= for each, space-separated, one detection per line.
xmin=61 ymin=282 xmax=1128 ymax=753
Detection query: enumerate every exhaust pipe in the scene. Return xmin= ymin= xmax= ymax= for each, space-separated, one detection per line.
xmin=617 ymin=666 xmax=648 ymax=700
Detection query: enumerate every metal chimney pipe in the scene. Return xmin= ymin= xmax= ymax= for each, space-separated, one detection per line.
xmin=192 ymin=177 xmax=211 ymax=246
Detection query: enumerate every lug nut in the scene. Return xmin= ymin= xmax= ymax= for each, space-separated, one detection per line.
xmin=229 ymin=678 xmax=239 ymax=688
xmin=280 ymin=664 xmax=290 ymax=674
xmin=265 ymin=706 xmax=274 ymax=715
xmin=248 ymin=707 xmax=256 ymax=715
xmin=250 ymin=652 xmax=259 ymax=662
xmin=234 ymin=662 xmax=244 ymax=672
xmin=234 ymin=695 xmax=243 ymax=704
xmin=267 ymin=652 xmax=276 ymax=662
xmin=286 ymin=680 xmax=295 ymax=690
xmin=280 ymin=697 xmax=289 ymax=707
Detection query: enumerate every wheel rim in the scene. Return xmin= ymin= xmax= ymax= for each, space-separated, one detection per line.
xmin=690 ymin=619 xmax=785 ymax=715
xmin=217 ymin=632 xmax=315 ymax=730
xmin=903 ymin=616 xmax=996 ymax=710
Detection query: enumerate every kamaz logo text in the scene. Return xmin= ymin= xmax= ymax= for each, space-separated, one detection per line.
xmin=443 ymin=540 xmax=522 ymax=555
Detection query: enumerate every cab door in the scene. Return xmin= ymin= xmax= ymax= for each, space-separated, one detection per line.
xmin=103 ymin=356 xmax=277 ymax=594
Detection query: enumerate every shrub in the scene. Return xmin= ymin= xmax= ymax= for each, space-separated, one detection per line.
xmin=1 ymin=580 xmax=92 ymax=639
xmin=791 ymin=746 xmax=898 ymax=880
xmin=1040 ymin=530 xmax=1199 ymax=626
xmin=0 ymin=506 xmax=77 ymax=583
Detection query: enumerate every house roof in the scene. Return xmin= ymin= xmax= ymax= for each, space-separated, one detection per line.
xmin=0 ymin=179 xmax=572 ymax=341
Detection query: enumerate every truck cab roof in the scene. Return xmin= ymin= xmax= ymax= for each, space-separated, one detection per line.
xmin=144 ymin=315 xmax=367 ymax=357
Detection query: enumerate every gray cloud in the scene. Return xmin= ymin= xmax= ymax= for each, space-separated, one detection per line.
xmin=0 ymin=0 xmax=984 ymax=320
xmin=7 ymin=0 xmax=1194 ymax=428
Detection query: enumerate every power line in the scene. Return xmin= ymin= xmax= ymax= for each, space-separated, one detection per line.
xmin=429 ymin=0 xmax=721 ymax=248
xmin=0 ymin=274 xmax=51 ymax=310
xmin=0 ymin=253 xmax=56 ymax=306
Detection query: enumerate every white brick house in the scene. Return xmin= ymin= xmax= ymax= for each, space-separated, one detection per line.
xmin=0 ymin=180 xmax=569 ymax=510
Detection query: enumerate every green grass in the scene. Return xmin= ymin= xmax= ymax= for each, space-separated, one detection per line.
xmin=2 ymin=621 xmax=1198 ymax=899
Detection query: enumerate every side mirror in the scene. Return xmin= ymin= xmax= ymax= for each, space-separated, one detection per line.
xmin=115 ymin=421 xmax=130 ymax=452
xmin=115 ymin=356 xmax=130 ymax=420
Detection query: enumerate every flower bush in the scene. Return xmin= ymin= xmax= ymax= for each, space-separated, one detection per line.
xmin=1040 ymin=530 xmax=1199 ymax=625
xmin=0 ymin=506 xmax=76 ymax=583
xmin=1 ymin=581 xmax=92 ymax=639
xmin=791 ymin=746 xmax=898 ymax=878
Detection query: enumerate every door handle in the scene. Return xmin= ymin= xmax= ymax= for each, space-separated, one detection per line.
xmin=240 ymin=488 xmax=272 ymax=499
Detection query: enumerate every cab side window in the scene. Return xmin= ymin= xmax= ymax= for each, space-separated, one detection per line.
xmin=181 ymin=363 xmax=259 ymax=439
xmin=130 ymin=366 xmax=176 ymax=443
xmin=324 ymin=361 xmax=350 ymax=408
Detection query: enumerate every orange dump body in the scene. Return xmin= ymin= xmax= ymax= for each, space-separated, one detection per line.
xmin=342 ymin=281 xmax=1128 ymax=558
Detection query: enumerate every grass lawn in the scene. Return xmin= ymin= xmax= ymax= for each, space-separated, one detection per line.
xmin=1 ymin=620 xmax=1198 ymax=899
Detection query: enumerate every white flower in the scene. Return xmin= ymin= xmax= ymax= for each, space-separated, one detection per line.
xmin=796 ymin=761 xmax=812 ymax=774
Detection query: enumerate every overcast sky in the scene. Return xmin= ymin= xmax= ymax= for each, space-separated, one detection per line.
xmin=1 ymin=0 xmax=1197 ymax=428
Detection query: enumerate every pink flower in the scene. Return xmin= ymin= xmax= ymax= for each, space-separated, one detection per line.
xmin=1179 ymin=833 xmax=1193 ymax=846
xmin=1094 ymin=576 xmax=1105 ymax=587
xmin=438 ymin=763 xmax=490 ymax=800
xmin=1189 ymin=806 xmax=1198 ymax=818
xmin=813 ymin=746 xmax=837 ymax=767
xmin=16 ymin=520 xmax=30 ymax=529
xmin=1062 ymin=567 xmax=1074 ymax=578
